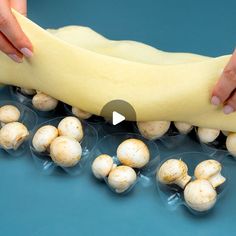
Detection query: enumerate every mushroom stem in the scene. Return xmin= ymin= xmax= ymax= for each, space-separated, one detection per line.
xmin=209 ymin=174 xmax=226 ymax=188
xmin=175 ymin=174 xmax=191 ymax=189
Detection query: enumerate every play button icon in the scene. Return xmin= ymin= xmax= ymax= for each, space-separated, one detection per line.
xmin=100 ymin=100 xmax=136 ymax=126
xmin=112 ymin=111 xmax=125 ymax=125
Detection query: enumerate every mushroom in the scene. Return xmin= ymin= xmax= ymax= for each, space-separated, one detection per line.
xmin=184 ymin=179 xmax=217 ymax=212
xmin=194 ymin=160 xmax=226 ymax=188
xmin=226 ymin=133 xmax=236 ymax=156
xmin=32 ymin=125 xmax=58 ymax=152
xmin=137 ymin=121 xmax=170 ymax=140
xmin=0 ymin=105 xmax=20 ymax=123
xmin=72 ymin=107 xmax=92 ymax=119
xmin=50 ymin=136 xmax=82 ymax=167
xmin=108 ymin=165 xmax=137 ymax=193
xmin=157 ymin=159 xmax=191 ymax=189
xmin=174 ymin=122 xmax=193 ymax=134
xmin=57 ymin=116 xmax=83 ymax=142
xmin=32 ymin=92 xmax=58 ymax=111
xmin=20 ymin=87 xmax=36 ymax=96
xmin=92 ymin=154 xmax=116 ymax=179
xmin=0 ymin=122 xmax=29 ymax=150
xmin=117 ymin=138 xmax=150 ymax=168
xmin=197 ymin=128 xmax=220 ymax=143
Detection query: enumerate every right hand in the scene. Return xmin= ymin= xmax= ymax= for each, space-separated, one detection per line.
xmin=0 ymin=0 xmax=33 ymax=63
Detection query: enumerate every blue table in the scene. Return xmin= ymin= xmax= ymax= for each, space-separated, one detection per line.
xmin=1 ymin=0 xmax=236 ymax=235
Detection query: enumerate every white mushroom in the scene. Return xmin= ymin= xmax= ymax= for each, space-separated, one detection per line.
xmin=194 ymin=160 xmax=226 ymax=188
xmin=92 ymin=154 xmax=115 ymax=179
xmin=58 ymin=116 xmax=83 ymax=142
xmin=20 ymin=88 xmax=36 ymax=96
xmin=117 ymin=138 xmax=150 ymax=168
xmin=137 ymin=121 xmax=170 ymax=140
xmin=0 ymin=105 xmax=20 ymax=123
xmin=197 ymin=128 xmax=220 ymax=143
xmin=0 ymin=122 xmax=29 ymax=150
xmin=72 ymin=107 xmax=92 ymax=119
xmin=50 ymin=136 xmax=82 ymax=167
xmin=108 ymin=165 xmax=137 ymax=193
xmin=174 ymin=122 xmax=193 ymax=134
xmin=32 ymin=92 xmax=58 ymax=111
xmin=184 ymin=179 xmax=217 ymax=212
xmin=226 ymin=133 xmax=236 ymax=156
xmin=32 ymin=125 xmax=58 ymax=152
xmin=157 ymin=159 xmax=191 ymax=189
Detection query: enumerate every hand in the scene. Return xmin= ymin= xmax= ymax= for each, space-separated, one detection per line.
xmin=211 ymin=49 xmax=236 ymax=114
xmin=0 ymin=0 xmax=33 ymax=63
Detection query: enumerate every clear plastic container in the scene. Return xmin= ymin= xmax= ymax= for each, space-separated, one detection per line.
xmin=64 ymin=104 xmax=106 ymax=136
xmin=91 ymin=133 xmax=160 ymax=194
xmin=0 ymin=100 xmax=38 ymax=156
xmin=9 ymin=86 xmax=61 ymax=118
xmin=30 ymin=116 xmax=98 ymax=175
xmin=194 ymin=128 xmax=228 ymax=156
xmin=156 ymin=151 xmax=228 ymax=215
xmin=133 ymin=122 xmax=194 ymax=150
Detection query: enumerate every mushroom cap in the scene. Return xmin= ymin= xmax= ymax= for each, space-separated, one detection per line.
xmin=226 ymin=133 xmax=236 ymax=156
xmin=108 ymin=165 xmax=137 ymax=193
xmin=32 ymin=92 xmax=58 ymax=111
xmin=92 ymin=154 xmax=114 ymax=179
xmin=32 ymin=125 xmax=58 ymax=152
xmin=222 ymin=130 xmax=229 ymax=136
xmin=194 ymin=159 xmax=222 ymax=179
xmin=50 ymin=136 xmax=82 ymax=167
xmin=184 ymin=179 xmax=217 ymax=212
xmin=58 ymin=116 xmax=83 ymax=142
xmin=72 ymin=107 xmax=92 ymax=119
xmin=197 ymin=128 xmax=220 ymax=143
xmin=117 ymin=138 xmax=150 ymax=168
xmin=174 ymin=122 xmax=193 ymax=134
xmin=137 ymin=121 xmax=170 ymax=140
xmin=0 ymin=122 xmax=29 ymax=149
xmin=20 ymin=88 xmax=36 ymax=96
xmin=157 ymin=159 xmax=188 ymax=184
xmin=0 ymin=105 xmax=20 ymax=123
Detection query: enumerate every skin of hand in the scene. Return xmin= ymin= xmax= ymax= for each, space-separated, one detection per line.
xmin=0 ymin=0 xmax=33 ymax=63
xmin=211 ymin=49 xmax=236 ymax=114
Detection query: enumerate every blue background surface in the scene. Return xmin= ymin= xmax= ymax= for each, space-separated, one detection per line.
xmin=1 ymin=0 xmax=236 ymax=235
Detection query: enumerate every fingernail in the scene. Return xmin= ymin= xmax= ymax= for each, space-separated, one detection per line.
xmin=20 ymin=48 xmax=33 ymax=58
xmin=211 ymin=96 xmax=221 ymax=106
xmin=8 ymin=54 xmax=23 ymax=63
xmin=223 ymin=105 xmax=234 ymax=114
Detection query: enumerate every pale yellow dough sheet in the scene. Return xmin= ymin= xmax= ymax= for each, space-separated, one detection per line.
xmin=0 ymin=10 xmax=234 ymax=131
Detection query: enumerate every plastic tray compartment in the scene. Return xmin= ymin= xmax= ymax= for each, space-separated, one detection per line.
xmin=30 ymin=116 xmax=98 ymax=175
xmin=0 ymin=100 xmax=38 ymax=156
xmin=9 ymin=86 xmax=62 ymax=118
xmin=91 ymin=133 xmax=160 ymax=194
xmin=156 ymin=151 xmax=228 ymax=215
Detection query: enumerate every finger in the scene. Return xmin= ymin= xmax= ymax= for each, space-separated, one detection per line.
xmin=0 ymin=32 xmax=23 ymax=62
xmin=0 ymin=0 xmax=33 ymax=57
xmin=211 ymin=49 xmax=236 ymax=105
xmin=223 ymin=90 xmax=236 ymax=114
xmin=10 ymin=0 xmax=27 ymax=16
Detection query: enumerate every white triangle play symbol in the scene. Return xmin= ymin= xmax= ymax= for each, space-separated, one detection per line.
xmin=112 ymin=111 xmax=125 ymax=125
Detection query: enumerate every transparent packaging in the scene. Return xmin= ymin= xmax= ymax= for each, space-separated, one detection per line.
xmin=30 ymin=116 xmax=98 ymax=175
xmin=194 ymin=128 xmax=229 ymax=156
xmin=156 ymin=151 xmax=228 ymax=215
xmin=64 ymin=103 xmax=106 ymax=136
xmin=91 ymin=133 xmax=160 ymax=194
xmin=133 ymin=122 xmax=194 ymax=150
xmin=9 ymin=86 xmax=61 ymax=118
xmin=0 ymin=100 xmax=38 ymax=156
